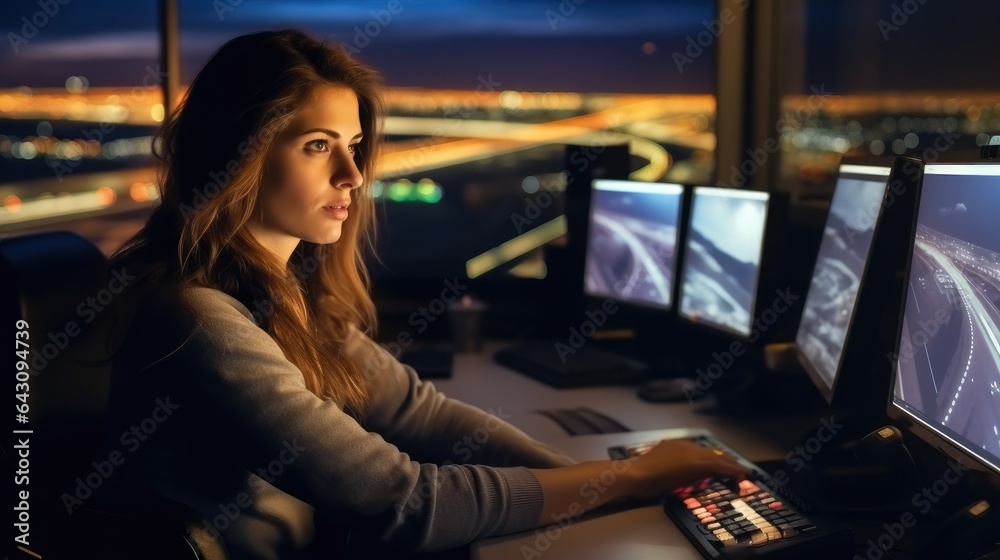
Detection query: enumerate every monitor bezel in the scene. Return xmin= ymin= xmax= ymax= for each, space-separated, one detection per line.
xmin=794 ymin=157 xmax=897 ymax=403
xmin=886 ymin=150 xmax=1000 ymax=477
xmin=676 ymin=185 xmax=772 ymax=339
xmin=583 ymin=179 xmax=686 ymax=312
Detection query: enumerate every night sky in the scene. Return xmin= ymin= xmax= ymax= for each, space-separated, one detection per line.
xmin=689 ymin=190 xmax=767 ymax=265
xmin=918 ymin=170 xmax=1000 ymax=255
xmin=0 ymin=0 xmax=715 ymax=93
xmin=803 ymin=0 xmax=1000 ymax=93
xmin=593 ymin=185 xmax=682 ymax=225
xmin=2 ymin=1 xmax=996 ymax=95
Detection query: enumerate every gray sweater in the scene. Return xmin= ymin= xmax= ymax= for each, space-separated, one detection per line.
xmin=104 ymin=285 xmax=575 ymax=559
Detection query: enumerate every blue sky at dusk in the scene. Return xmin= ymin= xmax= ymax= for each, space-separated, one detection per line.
xmin=3 ymin=1 xmax=997 ymax=93
xmin=0 ymin=0 xmax=715 ymax=92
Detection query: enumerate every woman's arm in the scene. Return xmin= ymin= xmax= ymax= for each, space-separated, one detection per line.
xmin=151 ymin=288 xmax=745 ymax=551
xmin=346 ymin=325 xmax=576 ymax=468
xmin=139 ymin=288 xmax=549 ymax=552
xmin=530 ymin=438 xmax=749 ymax=526
xmin=345 ymin=326 xmax=750 ymax=525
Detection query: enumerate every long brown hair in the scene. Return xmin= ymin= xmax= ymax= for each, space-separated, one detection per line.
xmin=107 ymin=29 xmax=384 ymax=417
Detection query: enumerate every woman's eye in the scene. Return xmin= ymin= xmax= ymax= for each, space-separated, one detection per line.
xmin=349 ymin=143 xmax=361 ymax=156
xmin=306 ymin=139 xmax=328 ymax=152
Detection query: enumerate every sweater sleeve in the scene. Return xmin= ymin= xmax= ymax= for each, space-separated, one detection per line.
xmin=346 ymin=325 xmax=577 ymax=469
xmin=152 ymin=287 xmax=546 ymax=552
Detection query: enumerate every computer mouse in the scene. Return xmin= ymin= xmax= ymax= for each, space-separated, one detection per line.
xmin=636 ymin=378 xmax=701 ymax=403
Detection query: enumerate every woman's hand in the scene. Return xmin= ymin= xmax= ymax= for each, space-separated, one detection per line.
xmin=531 ymin=437 xmax=750 ymax=527
xmin=623 ymin=438 xmax=751 ymax=500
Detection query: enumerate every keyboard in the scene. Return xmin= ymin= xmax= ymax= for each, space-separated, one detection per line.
xmin=493 ymin=340 xmax=647 ymax=388
xmin=609 ymin=434 xmax=854 ymax=559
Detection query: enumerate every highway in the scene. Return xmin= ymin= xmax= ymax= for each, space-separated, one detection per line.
xmin=898 ymin=225 xmax=1000 ymax=459
xmin=585 ymin=210 xmax=676 ymax=308
xmin=680 ymin=238 xmax=754 ymax=336
xmin=2 ymin=91 xmax=714 ymax=235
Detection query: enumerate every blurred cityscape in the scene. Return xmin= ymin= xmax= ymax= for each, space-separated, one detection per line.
xmin=0 ymin=87 xmax=1000 ymax=214
xmin=2 ymin=0 xmax=998 ymax=279
xmin=0 ymin=85 xmax=716 ymax=278
xmin=2 ymin=86 xmax=997 ymax=255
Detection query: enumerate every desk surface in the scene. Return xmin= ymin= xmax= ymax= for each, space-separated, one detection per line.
xmin=429 ymin=341 xmax=827 ymax=560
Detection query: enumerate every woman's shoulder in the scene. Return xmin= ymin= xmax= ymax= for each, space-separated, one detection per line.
xmin=119 ymin=283 xmax=279 ymax=372
xmin=108 ymin=259 xmax=248 ymax=324
xmin=124 ymin=280 xmax=257 ymax=341
xmin=175 ymin=285 xmax=254 ymax=321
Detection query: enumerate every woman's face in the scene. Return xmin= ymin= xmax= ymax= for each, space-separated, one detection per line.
xmin=251 ymin=85 xmax=364 ymax=261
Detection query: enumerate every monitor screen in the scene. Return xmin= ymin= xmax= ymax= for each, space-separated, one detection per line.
xmin=891 ymin=162 xmax=1000 ymax=475
xmin=679 ymin=187 xmax=769 ymax=337
xmin=584 ymin=180 xmax=684 ymax=310
xmin=796 ymin=164 xmax=893 ymax=395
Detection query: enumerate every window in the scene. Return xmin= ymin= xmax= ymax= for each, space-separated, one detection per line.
xmin=2 ymin=0 xmax=720 ymax=273
xmin=177 ymin=0 xmax=718 ymax=278
xmin=0 ymin=1 xmax=161 ymax=250
xmin=776 ymin=0 xmax=1000 ymax=200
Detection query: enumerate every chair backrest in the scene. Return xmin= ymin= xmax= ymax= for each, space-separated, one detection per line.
xmin=2 ymin=230 xmax=232 ymax=559
xmin=0 ymin=230 xmax=113 ymax=430
xmin=2 ymin=230 xmax=118 ymax=549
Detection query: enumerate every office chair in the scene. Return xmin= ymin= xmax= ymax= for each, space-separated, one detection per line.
xmin=0 ymin=230 xmax=229 ymax=560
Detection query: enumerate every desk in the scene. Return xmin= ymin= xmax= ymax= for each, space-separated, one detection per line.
xmin=430 ymin=341 xmax=826 ymax=560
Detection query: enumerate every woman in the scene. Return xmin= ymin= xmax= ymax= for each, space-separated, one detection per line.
xmin=101 ymin=29 xmax=747 ymax=559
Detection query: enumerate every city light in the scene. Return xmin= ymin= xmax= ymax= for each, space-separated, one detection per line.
xmin=1 ymin=83 xmax=996 ymax=233
xmin=4 ymin=195 xmax=22 ymax=213
xmin=466 ymin=215 xmax=567 ymax=278
xmin=379 ymin=178 xmax=443 ymax=203
xmin=95 ymin=186 xmax=116 ymax=206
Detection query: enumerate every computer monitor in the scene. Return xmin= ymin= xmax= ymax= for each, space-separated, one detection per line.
xmin=678 ymin=186 xmax=770 ymax=337
xmin=584 ymin=180 xmax=684 ymax=310
xmin=795 ymin=162 xmax=894 ymax=401
xmin=889 ymin=155 xmax=1000 ymax=476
